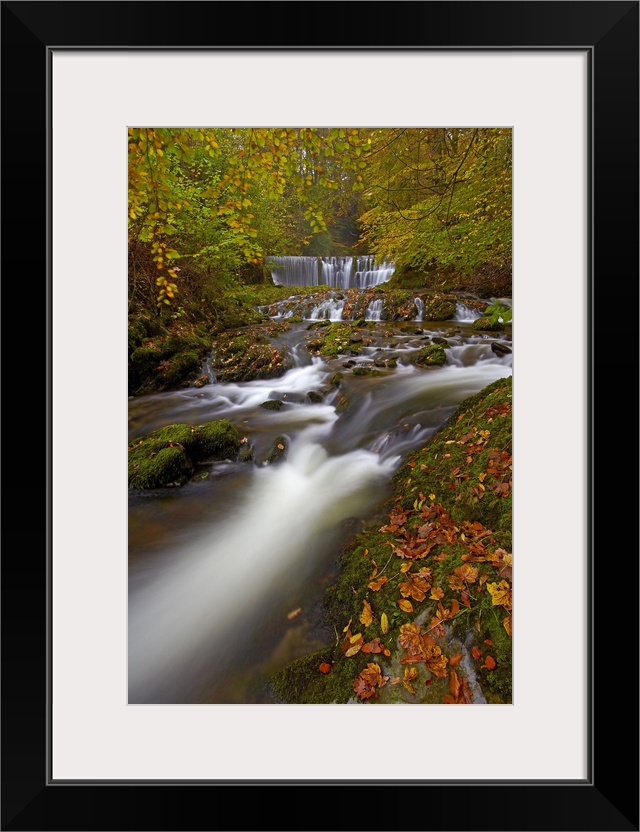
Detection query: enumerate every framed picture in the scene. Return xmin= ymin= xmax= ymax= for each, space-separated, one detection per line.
xmin=3 ymin=2 xmax=637 ymax=830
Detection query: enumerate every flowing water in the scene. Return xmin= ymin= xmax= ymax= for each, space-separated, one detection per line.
xmin=266 ymin=255 xmax=395 ymax=289
xmin=128 ymin=304 xmax=512 ymax=704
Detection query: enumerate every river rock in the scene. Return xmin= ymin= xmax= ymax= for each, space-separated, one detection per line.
xmin=350 ymin=332 xmax=363 ymax=343
xmin=193 ymin=375 xmax=210 ymax=388
xmin=329 ymin=372 xmax=344 ymax=387
xmin=491 ymin=341 xmax=512 ymax=357
xmin=307 ymin=390 xmax=324 ymax=403
xmin=260 ymin=399 xmax=284 ymax=411
xmin=265 ymin=436 xmax=288 ymax=465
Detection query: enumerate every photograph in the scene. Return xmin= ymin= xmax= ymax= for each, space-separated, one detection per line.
xmin=2 ymin=0 xmax=638 ymax=829
xmin=127 ymin=126 xmax=514 ymax=706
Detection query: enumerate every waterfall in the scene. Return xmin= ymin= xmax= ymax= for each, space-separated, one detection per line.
xmin=309 ymin=297 xmax=345 ymax=321
xmin=266 ymin=255 xmax=394 ymax=290
xmin=267 ymin=256 xmax=319 ymax=286
xmin=365 ymin=298 xmax=383 ymax=321
xmin=454 ymin=301 xmax=484 ymax=322
xmin=414 ymin=297 xmax=424 ymax=321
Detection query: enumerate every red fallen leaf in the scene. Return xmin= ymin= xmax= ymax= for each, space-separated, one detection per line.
xmin=484 ymin=639 xmax=493 ymax=645
xmin=449 ymin=653 xmax=463 ymax=667
xmin=408 ymin=462 xmax=416 ymax=468
xmin=318 ymin=663 xmax=331 ymax=674
xmin=471 ymin=646 xmax=483 ymax=660
xmin=484 ymin=655 xmax=497 ymax=670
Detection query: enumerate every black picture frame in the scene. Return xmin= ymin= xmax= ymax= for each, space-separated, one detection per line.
xmin=2 ymin=2 xmax=638 ymax=830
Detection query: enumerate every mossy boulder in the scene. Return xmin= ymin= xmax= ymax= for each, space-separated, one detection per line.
xmin=410 ymin=344 xmax=447 ymax=367
xmin=129 ymin=332 xmax=210 ymax=395
xmin=128 ymin=420 xmax=240 ymax=489
xmin=264 ymin=436 xmax=288 ymax=465
xmin=472 ymin=316 xmax=505 ymax=332
xmin=307 ymin=391 xmax=324 ymax=403
xmin=352 ymin=366 xmax=382 ymax=377
xmin=260 ymin=399 xmax=284 ymax=411
xmin=211 ymin=326 xmax=289 ymax=383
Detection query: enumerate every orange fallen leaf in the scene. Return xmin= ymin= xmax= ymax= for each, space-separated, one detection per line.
xmin=484 ymin=639 xmax=493 ymax=645
xmin=484 ymin=655 xmax=496 ymax=670
xmin=318 ymin=663 xmax=331 ymax=674
xmin=403 ymin=667 xmax=418 ymax=695
xmin=449 ymin=653 xmax=463 ymax=667
xmin=471 ymin=646 xmax=482 ymax=660
xmin=398 ymin=599 xmax=414 ymax=613
xmin=368 ymin=576 xmax=388 ymax=592
xmin=360 ymin=599 xmax=374 ymax=627
xmin=286 ymin=607 xmax=302 ymax=620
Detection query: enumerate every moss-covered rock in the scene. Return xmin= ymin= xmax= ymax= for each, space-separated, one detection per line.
xmin=211 ymin=325 xmax=289 ymax=383
xmin=307 ymin=391 xmax=324 ymax=403
xmin=128 ymin=420 xmax=240 ymax=489
xmin=260 ymin=399 xmax=284 ymax=411
xmin=264 ymin=436 xmax=288 ymax=465
xmin=472 ymin=316 xmax=505 ymax=332
xmin=129 ymin=331 xmax=210 ymax=395
xmin=409 ymin=344 xmax=447 ymax=367
xmin=352 ymin=366 xmax=382 ymax=377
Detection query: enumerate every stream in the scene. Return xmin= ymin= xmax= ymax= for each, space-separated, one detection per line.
xmin=128 ymin=295 xmax=512 ymax=704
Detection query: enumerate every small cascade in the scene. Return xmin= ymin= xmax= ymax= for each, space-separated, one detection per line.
xmin=414 ymin=297 xmax=424 ymax=321
xmin=266 ymin=255 xmax=394 ymax=289
xmin=365 ymin=298 xmax=383 ymax=321
xmin=309 ymin=297 xmax=345 ymax=321
xmin=454 ymin=301 xmax=484 ymax=323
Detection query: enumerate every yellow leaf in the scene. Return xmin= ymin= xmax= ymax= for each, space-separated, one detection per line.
xmin=503 ymin=614 xmax=512 ymax=636
xmin=429 ymin=493 xmax=436 ymax=501
xmin=380 ymin=612 xmax=389 ymax=634
xmin=398 ymin=599 xmax=414 ymax=613
xmin=360 ymin=600 xmax=374 ymax=628
xmin=345 ymin=643 xmax=362 ymax=658
xmin=350 ymin=633 xmax=363 ymax=644
xmin=342 ymin=617 xmax=352 ymax=633
xmin=403 ymin=666 xmax=418 ymax=695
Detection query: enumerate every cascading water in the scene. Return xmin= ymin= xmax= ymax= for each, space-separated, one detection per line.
xmin=309 ymin=297 xmax=345 ymax=321
xmin=129 ymin=299 xmax=512 ymax=704
xmin=454 ymin=301 xmax=484 ymax=322
xmin=415 ymin=298 xmax=424 ymax=321
xmin=266 ymin=255 xmax=395 ymax=290
xmin=365 ymin=298 xmax=383 ymax=321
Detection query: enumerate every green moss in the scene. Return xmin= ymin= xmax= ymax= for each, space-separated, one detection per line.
xmin=411 ymin=344 xmax=447 ymax=366
xmin=260 ymin=399 xmax=284 ymax=411
xmin=352 ymin=367 xmax=382 ymax=377
xmin=211 ymin=327 xmax=289 ymax=383
xmin=472 ymin=316 xmax=505 ymax=332
xmin=128 ymin=420 xmax=240 ymax=489
xmin=128 ymin=444 xmax=193 ymax=489
xmin=287 ymin=315 xmax=303 ymax=323
xmin=271 ymin=648 xmax=358 ymax=704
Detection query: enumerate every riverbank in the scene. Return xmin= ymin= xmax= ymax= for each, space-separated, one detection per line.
xmin=270 ymin=375 xmax=513 ymax=705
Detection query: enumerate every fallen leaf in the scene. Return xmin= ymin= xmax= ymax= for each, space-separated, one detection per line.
xmin=398 ymin=599 xmax=414 ymax=613
xmin=471 ymin=646 xmax=482 ymax=660
xmin=484 ymin=639 xmax=493 ymax=646
xmin=403 ymin=667 xmax=418 ymax=695
xmin=345 ymin=643 xmax=363 ymax=658
xmin=430 ymin=586 xmax=444 ymax=600
xmin=360 ymin=599 xmax=374 ymax=627
xmin=380 ymin=612 xmax=389 ymax=634
xmin=449 ymin=653 xmax=463 ymax=667
xmin=286 ymin=607 xmax=302 ymax=620
xmin=318 ymin=663 xmax=331 ymax=674
xmin=368 ymin=576 xmax=388 ymax=592
xmin=503 ymin=614 xmax=512 ymax=636
xmin=484 ymin=655 xmax=496 ymax=670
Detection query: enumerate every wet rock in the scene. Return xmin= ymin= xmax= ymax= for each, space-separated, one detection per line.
xmin=193 ymin=375 xmax=210 ymax=388
xmin=491 ymin=341 xmax=512 ymax=357
xmin=265 ymin=436 xmax=288 ymax=465
xmin=342 ymin=360 xmax=356 ymax=368
xmin=410 ymin=344 xmax=447 ymax=367
xmin=307 ymin=391 xmax=324 ymax=403
xmin=260 ymin=399 xmax=284 ymax=411
xmin=329 ymin=372 xmax=344 ymax=387
xmin=432 ymin=336 xmax=450 ymax=347
xmin=472 ymin=316 xmax=505 ymax=332
xmin=349 ymin=332 xmax=363 ymax=343
xmin=191 ymin=470 xmax=209 ymax=482
xmin=128 ymin=420 xmax=239 ymax=489
xmin=414 ymin=328 xmax=424 ymax=335
xmin=352 ymin=366 xmax=382 ymax=377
